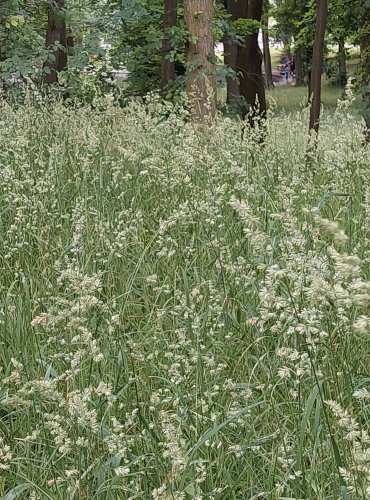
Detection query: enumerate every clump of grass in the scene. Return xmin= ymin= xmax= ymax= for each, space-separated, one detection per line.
xmin=0 ymin=92 xmax=369 ymax=499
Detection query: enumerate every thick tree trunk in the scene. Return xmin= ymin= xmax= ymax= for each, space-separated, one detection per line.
xmin=308 ymin=0 xmax=328 ymax=133
xmin=238 ymin=0 xmax=267 ymax=124
xmin=294 ymin=46 xmax=305 ymax=85
xmin=184 ymin=0 xmax=217 ymax=121
xmin=224 ymin=36 xmax=240 ymax=103
xmin=224 ymin=0 xmax=248 ymax=105
xmin=337 ymin=41 xmax=347 ymax=87
xmin=262 ymin=17 xmax=274 ymax=88
xmin=43 ymin=0 xmax=67 ymax=85
xmin=161 ymin=0 xmax=178 ymax=94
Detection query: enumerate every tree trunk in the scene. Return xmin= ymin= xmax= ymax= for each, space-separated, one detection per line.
xmin=184 ymin=0 xmax=217 ymax=122
xmin=224 ymin=0 xmax=248 ymax=106
xmin=67 ymin=34 xmax=75 ymax=55
xmin=359 ymin=29 xmax=370 ymax=143
xmin=0 ymin=47 xmax=4 ymax=92
xmin=0 ymin=9 xmax=5 ymax=89
xmin=262 ymin=17 xmax=274 ymax=88
xmin=161 ymin=0 xmax=178 ymax=94
xmin=294 ymin=46 xmax=304 ymax=85
xmin=338 ymin=41 xmax=347 ymax=87
xmin=238 ymin=0 xmax=267 ymax=124
xmin=308 ymin=0 xmax=328 ymax=133
xmin=224 ymin=35 xmax=240 ymax=103
xmin=43 ymin=0 xmax=67 ymax=85
xmin=308 ymin=69 xmax=312 ymax=102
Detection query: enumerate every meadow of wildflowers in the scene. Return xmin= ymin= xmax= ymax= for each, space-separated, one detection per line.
xmin=0 ymin=91 xmax=370 ymax=499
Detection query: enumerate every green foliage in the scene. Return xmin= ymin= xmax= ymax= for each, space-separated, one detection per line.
xmin=327 ymin=0 xmax=357 ymax=44
xmin=0 ymin=0 xmax=114 ymax=100
xmin=0 ymin=0 xmax=365 ymax=105
xmin=272 ymin=0 xmax=314 ymax=79
xmin=110 ymin=0 xmax=225 ymax=96
xmin=113 ymin=1 xmax=166 ymax=94
xmin=0 ymin=0 xmax=47 ymax=80
xmin=232 ymin=18 xmax=262 ymax=36
xmin=272 ymin=0 xmax=309 ymax=41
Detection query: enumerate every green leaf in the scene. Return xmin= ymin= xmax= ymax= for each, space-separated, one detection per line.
xmin=4 ymin=484 xmax=31 ymax=500
xmin=188 ymin=400 xmax=265 ymax=457
xmin=36 ymin=359 xmax=58 ymax=378
xmin=341 ymin=486 xmax=350 ymax=500
xmin=296 ymin=385 xmax=320 ymax=469
xmin=184 ymin=483 xmax=196 ymax=496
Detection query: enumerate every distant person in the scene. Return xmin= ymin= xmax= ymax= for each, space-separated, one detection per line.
xmin=281 ymin=55 xmax=287 ymax=66
xmin=284 ymin=63 xmax=289 ymax=82
xmin=279 ymin=55 xmax=288 ymax=76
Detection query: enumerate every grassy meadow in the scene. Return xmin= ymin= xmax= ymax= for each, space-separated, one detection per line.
xmin=0 ymin=93 xmax=370 ymax=499
xmin=267 ymin=82 xmax=343 ymax=115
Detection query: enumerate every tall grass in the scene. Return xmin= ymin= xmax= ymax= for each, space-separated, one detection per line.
xmin=0 ymin=93 xmax=369 ymax=499
xmin=219 ymin=80 xmax=361 ymax=117
xmin=267 ymin=81 xmax=343 ymax=114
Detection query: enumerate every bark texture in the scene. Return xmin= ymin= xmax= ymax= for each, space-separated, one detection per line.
xmin=309 ymin=0 xmax=328 ymax=133
xmin=161 ymin=0 xmax=178 ymax=93
xmin=360 ymin=30 xmax=370 ymax=143
xmin=294 ymin=46 xmax=304 ymax=85
xmin=262 ymin=17 xmax=274 ymax=88
xmin=223 ymin=37 xmax=239 ymax=102
xmin=43 ymin=0 xmax=67 ymax=85
xmin=0 ymin=43 xmax=4 ymax=90
xmin=338 ymin=41 xmax=347 ymax=87
xmin=224 ymin=0 xmax=247 ymax=105
xmin=238 ymin=0 xmax=266 ymax=123
xmin=184 ymin=0 xmax=217 ymax=121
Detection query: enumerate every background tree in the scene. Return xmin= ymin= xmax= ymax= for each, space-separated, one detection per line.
xmin=0 ymin=0 xmax=47 ymax=84
xmin=223 ymin=0 xmax=266 ymax=120
xmin=111 ymin=0 xmax=187 ymax=96
xmin=262 ymin=2 xmax=274 ymax=88
xmin=238 ymin=0 xmax=266 ymax=123
xmin=223 ymin=0 xmax=247 ymax=106
xmin=184 ymin=0 xmax=217 ymax=121
xmin=309 ymin=0 xmax=328 ymax=133
xmin=161 ymin=0 xmax=178 ymax=93
xmin=0 ymin=0 xmax=363 ymax=120
xmin=327 ymin=0 xmax=357 ymax=86
xmin=357 ymin=2 xmax=370 ymax=141
xmin=273 ymin=0 xmax=312 ymax=85
xmin=43 ymin=0 xmax=68 ymax=85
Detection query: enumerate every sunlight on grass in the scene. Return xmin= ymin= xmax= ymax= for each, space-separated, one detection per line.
xmin=267 ymin=80 xmax=342 ymax=114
